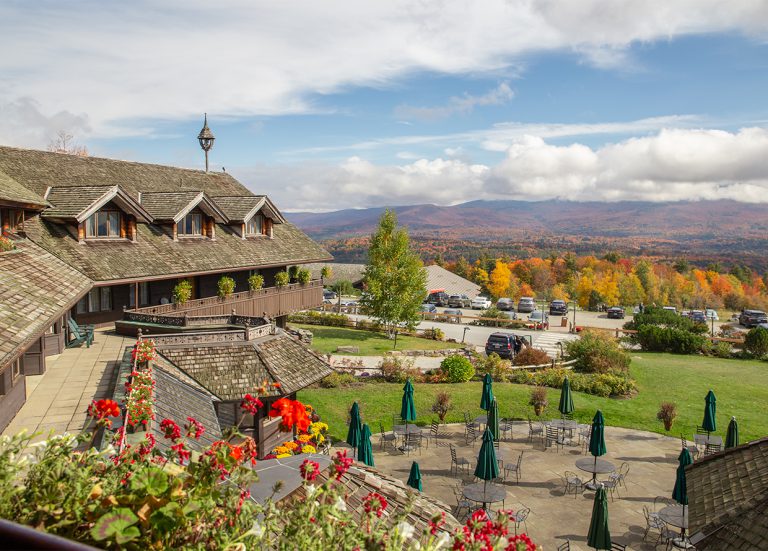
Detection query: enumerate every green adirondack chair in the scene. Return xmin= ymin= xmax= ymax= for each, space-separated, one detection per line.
xmin=66 ymin=317 xmax=94 ymax=348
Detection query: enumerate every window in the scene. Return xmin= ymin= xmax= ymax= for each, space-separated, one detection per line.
xmin=11 ymin=358 xmax=21 ymax=381
xmin=179 ymin=213 xmax=203 ymax=236
xmin=128 ymin=282 xmax=150 ymax=308
xmin=246 ymin=214 xmax=263 ymax=236
xmin=85 ymin=210 xmax=121 ymax=238
xmin=76 ymin=287 xmax=113 ymax=313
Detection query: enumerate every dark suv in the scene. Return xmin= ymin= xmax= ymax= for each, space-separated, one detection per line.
xmin=426 ymin=291 xmax=449 ymax=307
xmin=447 ymin=294 xmax=471 ymax=308
xmin=739 ymin=309 xmax=768 ymax=328
xmin=485 ymin=332 xmax=517 ymax=359
xmin=549 ymin=300 xmax=568 ymax=315
xmin=606 ymin=307 xmax=625 ymax=319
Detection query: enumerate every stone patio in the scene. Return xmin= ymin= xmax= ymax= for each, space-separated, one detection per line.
xmin=2 ymin=328 xmax=130 ymax=442
xmin=351 ymin=421 xmax=684 ymax=550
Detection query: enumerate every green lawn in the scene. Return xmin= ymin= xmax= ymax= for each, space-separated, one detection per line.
xmin=299 ymin=352 xmax=768 ymax=443
xmin=291 ymin=324 xmax=464 ymax=356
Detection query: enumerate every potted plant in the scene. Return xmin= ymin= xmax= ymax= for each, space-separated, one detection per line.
xmin=431 ymin=391 xmax=453 ymax=424
xmin=321 ymin=265 xmax=332 ymax=280
xmin=529 ymin=386 xmax=548 ymax=416
xmin=288 ymin=265 xmax=299 ymax=282
xmin=657 ymin=401 xmax=677 ymax=431
xmin=218 ymin=276 xmax=236 ymax=298
xmin=172 ymin=279 xmax=193 ymax=306
xmin=297 ymin=267 xmax=311 ymax=285
xmin=275 ymin=270 xmax=290 ymax=288
xmin=248 ymin=273 xmax=264 ymax=292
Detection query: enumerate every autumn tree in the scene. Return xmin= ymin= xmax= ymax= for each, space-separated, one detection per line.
xmin=359 ymin=209 xmax=427 ymax=337
xmin=487 ymin=260 xmax=512 ymax=299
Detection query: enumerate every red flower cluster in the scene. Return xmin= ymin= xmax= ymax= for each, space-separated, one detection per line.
xmin=171 ymin=441 xmax=191 ymax=463
xmin=185 ymin=416 xmax=205 ymax=440
xmin=131 ymin=339 xmax=157 ymax=364
xmin=241 ymin=437 xmax=258 ymax=466
xmin=363 ymin=492 xmax=388 ymax=518
xmin=137 ymin=433 xmax=156 ymax=457
xmin=160 ymin=419 xmax=181 ymax=440
xmin=240 ymin=393 xmax=264 ymax=416
xmin=429 ymin=511 xmax=446 ymax=535
xmin=300 ymin=459 xmax=321 ymax=482
xmin=332 ymin=450 xmax=353 ymax=480
xmin=87 ymin=399 xmax=121 ymax=428
xmin=452 ymin=509 xmax=539 ymax=551
xmin=268 ymin=398 xmax=311 ymax=432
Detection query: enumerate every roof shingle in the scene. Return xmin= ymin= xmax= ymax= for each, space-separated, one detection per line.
xmin=0 ymin=168 xmax=47 ymax=207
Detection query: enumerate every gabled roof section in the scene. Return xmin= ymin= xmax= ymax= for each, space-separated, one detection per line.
xmin=140 ymin=191 xmax=228 ymax=223
xmin=0 ymin=168 xmax=48 ymax=208
xmin=213 ymin=195 xmax=285 ymax=224
xmin=0 ymin=239 xmax=92 ymax=369
xmin=688 ymin=436 xmax=768 ymax=549
xmin=42 ymin=185 xmax=152 ymax=223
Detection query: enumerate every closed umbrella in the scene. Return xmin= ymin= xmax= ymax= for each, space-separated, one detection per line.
xmin=346 ymin=402 xmax=362 ymax=453
xmin=357 ymin=423 xmax=374 ymax=466
xmin=407 ymin=461 xmax=422 ymax=491
xmin=474 ymin=427 xmax=500 ymax=509
xmin=587 ymin=410 xmax=607 ymax=488
xmin=558 ymin=376 xmax=575 ymax=418
xmin=702 ymin=390 xmax=717 ymax=436
xmin=401 ymin=378 xmax=417 ymax=450
xmin=672 ymin=447 xmax=693 ymax=540
xmin=480 ymin=373 xmax=494 ymax=411
xmin=587 ymin=486 xmax=612 ymax=550
xmin=726 ymin=416 xmax=739 ymax=449
xmin=488 ymin=398 xmax=500 ymax=442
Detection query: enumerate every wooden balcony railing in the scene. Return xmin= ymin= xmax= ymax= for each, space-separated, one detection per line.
xmin=125 ymin=279 xmax=323 ymax=318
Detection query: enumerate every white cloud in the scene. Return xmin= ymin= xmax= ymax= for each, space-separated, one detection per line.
xmin=236 ymin=127 xmax=768 ymax=209
xmin=1 ymin=1 xmax=767 ymax=144
xmin=394 ymin=83 xmax=514 ymax=121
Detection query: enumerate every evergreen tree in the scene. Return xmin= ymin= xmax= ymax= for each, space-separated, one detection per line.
xmin=359 ymin=209 xmax=427 ymax=337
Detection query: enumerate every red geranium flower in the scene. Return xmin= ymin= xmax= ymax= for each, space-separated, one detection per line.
xmin=268 ymin=398 xmax=311 ymax=432
xmin=240 ymin=394 xmax=264 ymax=416
xmin=332 ymin=450 xmax=353 ymax=480
xmin=185 ymin=416 xmax=205 ymax=440
xmin=86 ymin=399 xmax=121 ymax=428
xmin=363 ymin=492 xmax=388 ymax=518
xmin=300 ymin=459 xmax=321 ymax=482
xmin=160 ymin=419 xmax=181 ymax=440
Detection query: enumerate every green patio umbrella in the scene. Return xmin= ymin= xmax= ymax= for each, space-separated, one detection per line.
xmin=401 ymin=378 xmax=417 ymax=444
xmin=586 ymin=486 xmax=612 ymax=550
xmin=702 ymin=390 xmax=717 ymax=436
xmin=588 ymin=410 xmax=607 ymax=485
xmin=346 ymin=402 xmax=363 ymax=452
xmin=558 ymin=376 xmax=575 ymax=418
xmin=357 ymin=423 xmax=374 ymax=467
xmin=726 ymin=416 xmax=739 ymax=449
xmin=474 ymin=427 xmax=499 ymax=489
xmin=672 ymin=447 xmax=693 ymax=539
xmin=406 ymin=461 xmax=422 ymax=491
xmin=480 ymin=373 xmax=494 ymax=411
xmin=488 ymin=398 xmax=500 ymax=442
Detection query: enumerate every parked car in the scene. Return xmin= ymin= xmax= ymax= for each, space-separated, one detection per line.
xmin=549 ymin=299 xmax=568 ymax=315
xmin=426 ymin=291 xmax=449 ymax=307
xmin=496 ymin=298 xmax=515 ymax=311
xmin=323 ymin=289 xmax=337 ymax=300
xmin=527 ymin=310 xmax=549 ymax=330
xmin=739 ymin=309 xmax=768 ymax=328
xmin=662 ymin=306 xmax=677 ymax=314
xmin=419 ymin=303 xmax=437 ymax=318
xmin=517 ymin=297 xmax=536 ymax=313
xmin=440 ymin=308 xmax=464 ymax=323
xmin=704 ymin=309 xmax=719 ymax=321
xmin=447 ymin=294 xmax=471 ymax=308
xmin=485 ymin=332 xmax=517 ymax=359
xmin=682 ymin=310 xmax=707 ymax=324
xmin=606 ymin=306 xmax=625 ymax=319
xmin=471 ymin=296 xmax=492 ymax=309
xmin=333 ymin=300 xmax=357 ymax=313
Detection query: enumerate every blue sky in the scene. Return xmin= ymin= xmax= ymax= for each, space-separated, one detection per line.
xmin=1 ymin=1 xmax=768 ymax=210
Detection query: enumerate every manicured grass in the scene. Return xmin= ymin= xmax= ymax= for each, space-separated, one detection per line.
xmin=291 ymin=324 xmax=464 ymax=356
xmin=299 ymin=352 xmax=768 ymax=443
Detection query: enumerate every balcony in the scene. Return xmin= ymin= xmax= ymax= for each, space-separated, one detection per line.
xmin=124 ymin=279 xmax=323 ymax=319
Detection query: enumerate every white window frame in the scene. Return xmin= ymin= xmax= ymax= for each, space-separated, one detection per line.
xmin=179 ymin=212 xmax=203 ymax=237
xmin=245 ymin=214 xmax=263 ymax=236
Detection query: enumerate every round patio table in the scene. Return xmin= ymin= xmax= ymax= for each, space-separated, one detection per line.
xmin=474 ymin=415 xmax=488 ymax=426
xmin=575 ymin=457 xmax=615 ymax=490
xmin=658 ymin=505 xmax=693 ymax=549
xmin=548 ymin=419 xmax=578 ymax=430
xmin=394 ymin=424 xmax=423 ymax=452
xmin=463 ymin=481 xmax=506 ymax=510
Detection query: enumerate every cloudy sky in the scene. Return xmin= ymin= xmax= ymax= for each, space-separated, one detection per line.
xmin=2 ymin=1 xmax=768 ymax=210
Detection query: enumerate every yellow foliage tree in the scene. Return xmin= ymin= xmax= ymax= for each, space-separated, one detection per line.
xmin=487 ymin=260 xmax=512 ymax=299
xmin=550 ymin=283 xmax=570 ymax=301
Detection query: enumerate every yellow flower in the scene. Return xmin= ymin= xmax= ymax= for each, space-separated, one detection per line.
xmin=310 ymin=422 xmax=328 ymax=434
xmin=298 ymin=434 xmax=313 ymax=443
xmin=273 ymin=446 xmax=290 ymax=455
xmin=284 ymin=441 xmax=299 ymax=451
xmin=276 ymin=453 xmax=291 ymax=458
xmin=302 ymin=445 xmax=317 ymax=454
xmin=314 ymin=434 xmax=325 ymax=444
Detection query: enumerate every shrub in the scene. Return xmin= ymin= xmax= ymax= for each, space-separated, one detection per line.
xmin=712 ymin=341 xmax=733 ymax=359
xmin=509 ymin=367 xmax=636 ymax=397
xmin=657 ymin=402 xmax=677 ymax=431
xmin=473 ymin=307 xmax=524 ymax=328
xmin=636 ymin=325 xmax=706 ymax=354
xmin=319 ymin=372 xmax=356 ymax=388
xmin=378 ymin=356 xmax=420 ymax=383
xmin=320 ymin=265 xmax=332 ymax=280
xmin=566 ymin=329 xmax=630 ymax=373
xmin=217 ymin=276 xmax=235 ymax=298
xmin=421 ymin=327 xmax=444 ymax=340
xmin=248 ymin=273 xmax=264 ymax=291
xmin=275 ymin=270 xmax=290 ymax=288
xmin=745 ymin=326 xmax=768 ymax=358
xmin=288 ymin=310 xmax=350 ymax=327
xmin=288 ymin=265 xmax=299 ymax=281
xmin=476 ymin=353 xmax=511 ymax=381
xmin=529 ymin=387 xmax=548 ymax=416
xmin=431 ymin=391 xmax=453 ymax=423
xmin=439 ymin=354 xmax=475 ymax=383
xmin=297 ymin=267 xmax=312 ymax=285
xmin=172 ymin=279 xmax=193 ymax=305
xmin=512 ymin=347 xmax=551 ymax=366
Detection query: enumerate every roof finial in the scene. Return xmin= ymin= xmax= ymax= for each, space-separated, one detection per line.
xmin=198 ymin=113 xmax=215 ymax=172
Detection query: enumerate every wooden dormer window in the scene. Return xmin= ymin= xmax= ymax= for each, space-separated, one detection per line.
xmin=179 ymin=212 xmax=203 ymax=237
xmin=85 ymin=210 xmax=121 ymax=238
xmin=245 ymin=214 xmax=263 ymax=236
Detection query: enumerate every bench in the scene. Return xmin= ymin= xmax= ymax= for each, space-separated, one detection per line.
xmin=66 ymin=317 xmax=94 ymax=348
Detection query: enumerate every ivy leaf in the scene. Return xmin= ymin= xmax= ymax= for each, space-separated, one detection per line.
xmin=90 ymin=508 xmax=140 ymax=543
xmin=130 ymin=467 xmax=169 ymax=496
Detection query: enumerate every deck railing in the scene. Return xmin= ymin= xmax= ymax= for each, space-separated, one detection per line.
xmin=124 ymin=279 xmax=324 ymax=318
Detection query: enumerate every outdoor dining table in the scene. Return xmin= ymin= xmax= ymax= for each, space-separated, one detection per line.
xmin=394 ymin=424 xmax=424 ymax=452
xmin=658 ymin=505 xmax=693 ymax=549
xmin=575 ymin=457 xmax=616 ymax=490
xmin=474 ymin=415 xmax=488 ymax=427
xmin=693 ymin=434 xmax=723 ymax=447
xmin=547 ymin=419 xmax=578 ymax=430
xmin=462 ymin=481 xmax=506 ymax=510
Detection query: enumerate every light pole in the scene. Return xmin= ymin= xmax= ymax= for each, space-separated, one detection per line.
xmin=462 ymin=327 xmax=470 ymax=343
xmin=572 ymin=300 xmax=577 ymax=332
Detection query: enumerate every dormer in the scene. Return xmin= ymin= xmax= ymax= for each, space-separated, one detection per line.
xmin=0 ymin=168 xmax=49 ymax=237
xmin=42 ymin=185 xmax=151 ymax=243
xmin=140 ymin=191 xmax=228 ymax=241
xmin=211 ymin=195 xmax=285 ymax=239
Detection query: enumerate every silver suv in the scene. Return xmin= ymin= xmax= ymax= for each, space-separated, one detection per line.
xmin=517 ymin=297 xmax=536 ymax=313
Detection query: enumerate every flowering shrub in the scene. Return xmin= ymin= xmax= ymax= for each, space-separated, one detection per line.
xmin=131 ymin=339 xmax=156 ymax=364
xmin=0 ymin=236 xmax=15 ymax=252
xmin=125 ymin=367 xmax=155 ymax=430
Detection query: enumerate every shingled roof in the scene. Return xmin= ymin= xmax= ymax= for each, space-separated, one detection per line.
xmin=42 ymin=185 xmax=152 ymax=222
xmin=212 ymin=195 xmax=286 ymax=224
xmin=140 ymin=191 xmax=228 ymax=223
xmin=155 ymin=331 xmax=331 ymax=401
xmin=0 ymin=239 xmax=92 ymax=369
xmin=0 ymin=168 xmax=47 ymax=207
xmin=687 ymin=436 xmax=768 ymax=550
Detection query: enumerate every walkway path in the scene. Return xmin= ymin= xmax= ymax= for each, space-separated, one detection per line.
xmin=2 ymin=329 xmax=130 ymax=442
